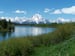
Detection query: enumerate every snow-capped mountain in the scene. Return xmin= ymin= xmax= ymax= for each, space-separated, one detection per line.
xmin=22 ymin=14 xmax=50 ymax=24
xmin=56 ymin=17 xmax=71 ymax=23
xmin=0 ymin=14 xmax=73 ymax=24
xmin=31 ymin=14 xmax=46 ymax=24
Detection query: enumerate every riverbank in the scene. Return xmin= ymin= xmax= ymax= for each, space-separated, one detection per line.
xmin=31 ymin=34 xmax=75 ymax=56
xmin=0 ymin=23 xmax=74 ymax=56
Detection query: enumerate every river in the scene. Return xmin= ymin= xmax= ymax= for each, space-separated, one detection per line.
xmin=0 ymin=26 xmax=54 ymax=41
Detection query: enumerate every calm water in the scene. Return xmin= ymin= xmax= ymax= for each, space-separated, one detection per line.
xmin=0 ymin=26 xmax=54 ymax=41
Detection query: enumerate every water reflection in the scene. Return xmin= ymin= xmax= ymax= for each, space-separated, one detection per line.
xmin=31 ymin=27 xmax=43 ymax=35
xmin=0 ymin=26 xmax=54 ymax=41
xmin=31 ymin=27 xmax=51 ymax=35
xmin=0 ymin=31 xmax=14 ymax=41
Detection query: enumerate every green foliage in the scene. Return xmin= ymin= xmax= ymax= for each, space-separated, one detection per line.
xmin=0 ymin=23 xmax=75 ymax=56
xmin=0 ymin=38 xmax=33 ymax=56
xmin=31 ymin=33 xmax=75 ymax=56
xmin=0 ymin=19 xmax=14 ymax=31
xmin=0 ymin=19 xmax=8 ymax=29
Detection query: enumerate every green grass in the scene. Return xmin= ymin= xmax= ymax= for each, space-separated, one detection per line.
xmin=31 ymin=34 xmax=75 ymax=56
xmin=0 ymin=23 xmax=75 ymax=56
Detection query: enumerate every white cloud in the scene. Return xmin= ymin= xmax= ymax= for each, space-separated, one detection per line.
xmin=44 ymin=8 xmax=51 ymax=13
xmin=53 ymin=9 xmax=62 ymax=14
xmin=14 ymin=10 xmax=27 ymax=14
xmin=52 ymin=6 xmax=75 ymax=14
xmin=61 ymin=6 xmax=75 ymax=14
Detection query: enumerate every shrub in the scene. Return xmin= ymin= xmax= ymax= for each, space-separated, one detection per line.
xmin=0 ymin=23 xmax=74 ymax=56
xmin=0 ymin=38 xmax=33 ymax=56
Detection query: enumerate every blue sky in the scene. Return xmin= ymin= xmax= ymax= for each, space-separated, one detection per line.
xmin=0 ymin=0 xmax=75 ymax=20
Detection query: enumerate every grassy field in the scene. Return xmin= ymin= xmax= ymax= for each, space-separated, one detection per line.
xmin=0 ymin=23 xmax=75 ymax=56
xmin=31 ymin=33 xmax=75 ymax=56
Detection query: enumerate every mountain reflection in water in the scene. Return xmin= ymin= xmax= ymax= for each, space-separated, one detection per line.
xmin=0 ymin=26 xmax=54 ymax=41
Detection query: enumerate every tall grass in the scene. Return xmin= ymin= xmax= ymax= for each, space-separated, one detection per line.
xmin=0 ymin=23 xmax=74 ymax=56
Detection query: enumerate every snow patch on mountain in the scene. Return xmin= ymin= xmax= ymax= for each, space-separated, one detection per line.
xmin=0 ymin=14 xmax=74 ymax=24
xmin=31 ymin=14 xmax=47 ymax=24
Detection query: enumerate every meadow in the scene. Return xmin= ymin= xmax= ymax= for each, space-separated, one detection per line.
xmin=0 ymin=23 xmax=74 ymax=56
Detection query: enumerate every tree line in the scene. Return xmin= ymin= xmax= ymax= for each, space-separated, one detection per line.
xmin=0 ymin=19 xmax=14 ymax=31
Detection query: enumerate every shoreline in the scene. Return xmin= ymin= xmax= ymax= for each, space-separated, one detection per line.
xmin=0 ymin=23 xmax=74 ymax=56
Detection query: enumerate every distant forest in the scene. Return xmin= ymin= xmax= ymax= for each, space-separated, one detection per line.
xmin=0 ymin=19 xmax=14 ymax=31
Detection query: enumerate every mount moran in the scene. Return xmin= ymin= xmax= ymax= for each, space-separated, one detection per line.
xmin=0 ymin=14 xmax=72 ymax=24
